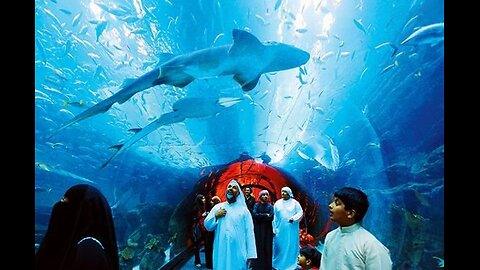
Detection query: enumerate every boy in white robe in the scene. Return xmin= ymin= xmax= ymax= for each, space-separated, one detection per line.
xmin=320 ymin=187 xmax=392 ymax=270
xmin=204 ymin=179 xmax=257 ymax=270
xmin=272 ymin=186 xmax=304 ymax=270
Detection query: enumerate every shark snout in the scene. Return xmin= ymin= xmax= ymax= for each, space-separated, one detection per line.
xmin=297 ymin=49 xmax=310 ymax=65
xmin=266 ymin=43 xmax=310 ymax=72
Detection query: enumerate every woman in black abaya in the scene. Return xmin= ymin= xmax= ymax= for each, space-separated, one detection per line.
xmin=36 ymin=184 xmax=119 ymax=270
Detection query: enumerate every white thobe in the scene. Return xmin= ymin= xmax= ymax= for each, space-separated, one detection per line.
xmin=204 ymin=201 xmax=257 ymax=270
xmin=319 ymin=223 xmax=393 ymax=270
xmin=272 ymin=198 xmax=304 ymax=270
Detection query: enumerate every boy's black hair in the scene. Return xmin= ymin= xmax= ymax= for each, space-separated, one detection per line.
xmin=334 ymin=187 xmax=369 ymax=222
xmin=299 ymin=246 xmax=321 ymax=267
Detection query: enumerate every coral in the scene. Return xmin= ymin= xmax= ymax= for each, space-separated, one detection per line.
xmin=119 ymin=246 xmax=135 ymax=260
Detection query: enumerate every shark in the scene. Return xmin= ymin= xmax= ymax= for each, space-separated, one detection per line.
xmin=50 ymin=29 xmax=310 ymax=137
xmin=400 ymin=22 xmax=444 ymax=47
xmin=35 ymin=161 xmax=97 ymax=184
xmin=384 ymin=22 xmax=443 ymax=57
xmin=100 ymin=96 xmax=244 ymax=168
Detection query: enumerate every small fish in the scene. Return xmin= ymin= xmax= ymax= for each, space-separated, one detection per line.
xmin=59 ymin=8 xmax=72 ymax=15
xmin=35 ymin=161 xmax=51 ymax=172
xmin=35 ymin=186 xmax=52 ymax=193
xmin=72 ymin=13 xmax=82 ymax=27
xmin=353 ymin=19 xmax=367 ymax=34
xmin=59 ymin=108 xmax=75 ymax=118
xmin=255 ymin=14 xmax=269 ymax=26
xmin=360 ymin=67 xmax=368 ymax=80
xmin=381 ymin=61 xmax=397 ymax=74
xmin=213 ymin=33 xmax=225 ymax=44
xmin=402 ymin=15 xmax=419 ymax=34
xmin=63 ymin=100 xmax=84 ymax=107
xmin=296 ymin=149 xmax=311 ymax=160
xmin=95 ymin=21 xmax=108 ymax=42
xmin=45 ymin=142 xmax=65 ymax=149
xmin=374 ymin=42 xmax=396 ymax=50
xmin=43 ymin=8 xmax=62 ymax=28
xmin=432 ymin=256 xmax=444 ymax=268
xmin=274 ymin=0 xmax=283 ymax=10
xmin=366 ymin=142 xmax=380 ymax=148
xmin=78 ymin=25 xmax=88 ymax=35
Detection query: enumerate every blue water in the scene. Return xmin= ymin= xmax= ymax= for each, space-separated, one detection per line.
xmin=35 ymin=0 xmax=444 ymax=269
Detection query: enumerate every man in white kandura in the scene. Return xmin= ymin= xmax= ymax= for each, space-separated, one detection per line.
xmin=272 ymin=186 xmax=304 ymax=270
xmin=204 ymin=179 xmax=257 ymax=270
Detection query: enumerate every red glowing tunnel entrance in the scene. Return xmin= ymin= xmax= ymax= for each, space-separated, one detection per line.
xmin=199 ymin=159 xmax=289 ymax=202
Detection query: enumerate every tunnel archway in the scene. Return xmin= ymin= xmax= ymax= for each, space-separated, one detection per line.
xmin=168 ymin=156 xmax=330 ymax=254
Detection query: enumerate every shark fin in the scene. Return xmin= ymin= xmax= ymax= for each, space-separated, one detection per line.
xmin=128 ymin=128 xmax=142 ymax=134
xmin=233 ymin=73 xmax=261 ymax=91
xmin=229 ymin=29 xmax=264 ymax=56
xmin=108 ymin=144 xmax=124 ymax=150
xmin=156 ymin=53 xmax=177 ymax=66
xmin=169 ymin=75 xmax=195 ymax=88
xmin=390 ymin=44 xmax=399 ymax=57
xmin=120 ymin=78 xmax=137 ymax=89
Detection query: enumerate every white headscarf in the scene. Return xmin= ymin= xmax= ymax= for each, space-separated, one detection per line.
xmin=227 ymin=179 xmax=248 ymax=208
xmin=281 ymin=186 xmax=294 ymax=199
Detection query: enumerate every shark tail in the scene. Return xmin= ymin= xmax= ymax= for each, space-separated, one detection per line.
xmin=390 ymin=44 xmax=399 ymax=57
xmin=102 ymin=113 xmax=181 ymax=168
xmin=101 ymin=144 xmax=125 ymax=169
xmin=100 ymin=154 xmax=116 ymax=169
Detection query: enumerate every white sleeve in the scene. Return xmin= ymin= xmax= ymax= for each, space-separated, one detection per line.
xmin=245 ymin=210 xmax=257 ymax=259
xmin=291 ymin=200 xmax=304 ymax=221
xmin=272 ymin=202 xmax=279 ymax=234
xmin=204 ymin=204 xmax=221 ymax=231
xmin=319 ymin=233 xmax=331 ymax=270
xmin=365 ymin=240 xmax=393 ymax=270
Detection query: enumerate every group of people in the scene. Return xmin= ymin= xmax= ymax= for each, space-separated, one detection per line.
xmin=199 ymin=181 xmax=310 ymax=270
xmin=35 ymin=181 xmax=393 ymax=270
xmin=199 ymin=180 xmax=393 ymax=270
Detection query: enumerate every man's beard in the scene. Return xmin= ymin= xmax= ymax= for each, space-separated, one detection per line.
xmin=226 ymin=193 xmax=237 ymax=203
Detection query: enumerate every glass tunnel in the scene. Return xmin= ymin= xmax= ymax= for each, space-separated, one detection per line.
xmin=35 ymin=0 xmax=444 ymax=269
